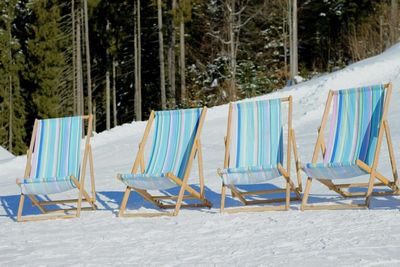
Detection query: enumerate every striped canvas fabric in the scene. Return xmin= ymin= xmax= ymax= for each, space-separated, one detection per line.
xmin=221 ymin=99 xmax=284 ymax=185
xmin=303 ymin=85 xmax=386 ymax=179
xmin=120 ymin=108 xmax=202 ymax=190
xmin=18 ymin=117 xmax=83 ymax=195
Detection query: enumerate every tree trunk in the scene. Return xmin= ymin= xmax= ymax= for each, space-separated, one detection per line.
xmin=391 ymin=0 xmax=398 ymax=44
xmin=179 ymin=4 xmax=186 ymax=103
xmin=93 ymin=98 xmax=96 ymax=132
xmin=76 ymin=9 xmax=84 ymax=115
xmin=8 ymin=31 xmax=12 ymax=152
xmin=283 ymin=15 xmax=288 ymax=79
xmin=228 ymin=0 xmax=236 ymax=101
xmin=137 ymin=0 xmax=142 ymax=120
xmin=168 ymin=0 xmax=177 ymax=107
xmin=158 ymin=0 xmax=167 ymax=109
xmin=380 ymin=16 xmax=384 ymax=52
xmin=106 ymin=70 xmax=110 ymax=130
xmin=288 ymin=0 xmax=293 ymax=82
xmin=84 ymin=0 xmax=92 ymax=116
xmin=72 ymin=0 xmax=77 ymax=115
xmin=134 ymin=0 xmax=142 ymax=121
xmin=292 ymin=0 xmax=298 ymax=78
xmin=112 ymin=60 xmax=117 ymax=127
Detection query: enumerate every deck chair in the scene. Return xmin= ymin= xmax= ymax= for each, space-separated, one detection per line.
xmin=16 ymin=115 xmax=96 ymax=222
xmin=217 ymin=97 xmax=302 ymax=213
xmin=116 ymin=107 xmax=212 ymax=217
xmin=301 ymin=83 xmax=398 ymax=210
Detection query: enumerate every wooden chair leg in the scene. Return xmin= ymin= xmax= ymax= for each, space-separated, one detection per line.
xmin=17 ymin=194 xmax=25 ymax=222
xmin=197 ymin=142 xmax=205 ymax=198
xmin=173 ymin=183 xmax=187 ymax=216
xmin=118 ymin=187 xmax=132 ymax=217
xmin=365 ymin=173 xmax=376 ymax=208
xmin=301 ymin=178 xmax=312 ymax=211
xmin=89 ymin=146 xmax=96 ymax=202
xmin=76 ymin=188 xmax=84 ymax=217
xmin=71 ymin=177 xmax=96 ymax=211
xmin=220 ymin=184 xmax=226 ymax=213
xmin=285 ymin=179 xmax=290 ymax=210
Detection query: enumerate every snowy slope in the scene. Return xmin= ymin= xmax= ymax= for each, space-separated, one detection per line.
xmin=1 ymin=44 xmax=400 ymax=266
xmin=0 ymin=146 xmax=14 ymax=162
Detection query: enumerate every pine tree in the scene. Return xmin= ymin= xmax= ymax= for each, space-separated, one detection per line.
xmin=24 ymin=0 xmax=69 ymax=119
xmin=0 ymin=0 xmax=26 ymax=154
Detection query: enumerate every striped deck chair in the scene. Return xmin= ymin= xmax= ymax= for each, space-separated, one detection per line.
xmin=217 ymin=97 xmax=302 ymax=213
xmin=301 ymin=83 xmax=398 ymax=210
xmin=116 ymin=107 xmax=212 ymax=217
xmin=16 ymin=116 xmax=96 ymax=222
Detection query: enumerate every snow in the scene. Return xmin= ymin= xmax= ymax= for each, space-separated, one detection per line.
xmin=1 ymin=44 xmax=400 ymax=265
xmin=0 ymin=146 xmax=14 ymax=162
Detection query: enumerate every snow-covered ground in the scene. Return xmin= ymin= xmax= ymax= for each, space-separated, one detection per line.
xmin=0 ymin=146 xmax=14 ymax=162
xmin=1 ymin=44 xmax=400 ymax=266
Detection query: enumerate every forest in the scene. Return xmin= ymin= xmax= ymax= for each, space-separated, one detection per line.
xmin=0 ymin=0 xmax=399 ymax=155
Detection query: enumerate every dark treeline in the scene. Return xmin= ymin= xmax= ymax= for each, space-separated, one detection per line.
xmin=0 ymin=0 xmax=399 ymax=154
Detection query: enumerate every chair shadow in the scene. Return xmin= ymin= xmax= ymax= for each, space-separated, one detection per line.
xmin=303 ymin=186 xmax=400 ymax=210
xmin=2 ymin=184 xmax=399 ymax=221
xmin=0 ymin=194 xmax=64 ymax=222
xmin=98 ymin=185 xmax=232 ymax=215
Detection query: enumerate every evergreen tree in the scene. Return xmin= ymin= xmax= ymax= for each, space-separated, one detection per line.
xmin=0 ymin=0 xmax=26 ymax=154
xmin=24 ymin=0 xmax=69 ymax=119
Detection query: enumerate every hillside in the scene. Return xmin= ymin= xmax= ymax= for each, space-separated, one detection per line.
xmin=1 ymin=44 xmax=400 ymax=266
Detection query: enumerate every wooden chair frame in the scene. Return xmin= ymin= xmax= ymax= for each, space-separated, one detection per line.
xmin=16 ymin=115 xmax=97 ymax=222
xmin=218 ymin=96 xmax=302 ymax=213
xmin=301 ymin=83 xmax=398 ymax=210
xmin=117 ymin=108 xmax=212 ymax=217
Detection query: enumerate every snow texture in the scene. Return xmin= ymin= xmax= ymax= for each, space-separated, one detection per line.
xmin=0 ymin=146 xmax=14 ymax=162
xmin=1 ymin=44 xmax=400 ymax=266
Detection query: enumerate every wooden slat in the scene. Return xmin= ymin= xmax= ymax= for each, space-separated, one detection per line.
xmin=131 ymin=111 xmax=155 ymax=173
xmin=244 ymin=197 xmax=300 ymax=205
xmin=335 ymin=182 xmax=385 ymax=188
xmin=23 ymin=119 xmax=39 ymax=179
xmin=17 ymin=194 xmax=25 ymax=222
xmin=71 ymin=176 xmax=97 ymax=210
xmin=17 ymin=214 xmax=77 ymax=222
xmin=223 ymin=103 xmax=233 ymax=169
xmin=152 ymin=195 xmax=196 ymax=200
xmin=118 ymin=187 xmax=132 ymax=217
xmin=365 ymin=84 xmax=392 ymax=207
xmin=88 ymin=145 xmax=96 ymax=202
xmin=161 ymin=203 xmax=210 ymax=209
xmin=291 ymin=129 xmax=302 ymax=191
xmin=312 ymin=91 xmax=333 ymax=163
xmin=220 ymin=185 xmax=226 ymax=213
xmin=384 ymin=120 xmax=399 ymax=185
xmin=197 ymin=140 xmax=205 ymax=198
xmin=44 ymin=207 xmax=95 ymax=214
xmin=239 ymin=189 xmax=287 ymax=196
xmin=301 ymin=204 xmax=367 ymax=210
xmin=223 ymin=205 xmax=287 ymax=214
xmin=119 ymin=212 xmax=174 ymax=218
xmin=32 ymin=198 xmax=94 ymax=206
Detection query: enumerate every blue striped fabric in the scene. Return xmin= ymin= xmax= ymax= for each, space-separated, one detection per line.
xmin=119 ymin=173 xmax=177 ymax=190
xmin=120 ymin=108 xmax=202 ymax=190
xmin=18 ymin=117 xmax=83 ymax=195
xmin=303 ymin=85 xmax=386 ymax=179
xmin=221 ymin=99 xmax=284 ymax=185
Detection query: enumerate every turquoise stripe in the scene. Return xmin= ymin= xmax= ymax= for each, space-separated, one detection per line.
xmin=231 ymin=99 xmax=283 ymax=168
xmin=324 ymin=85 xmax=385 ymax=166
xmin=145 ymin=108 xmax=202 ymax=179
xmin=30 ymin=116 xmax=82 ymax=181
